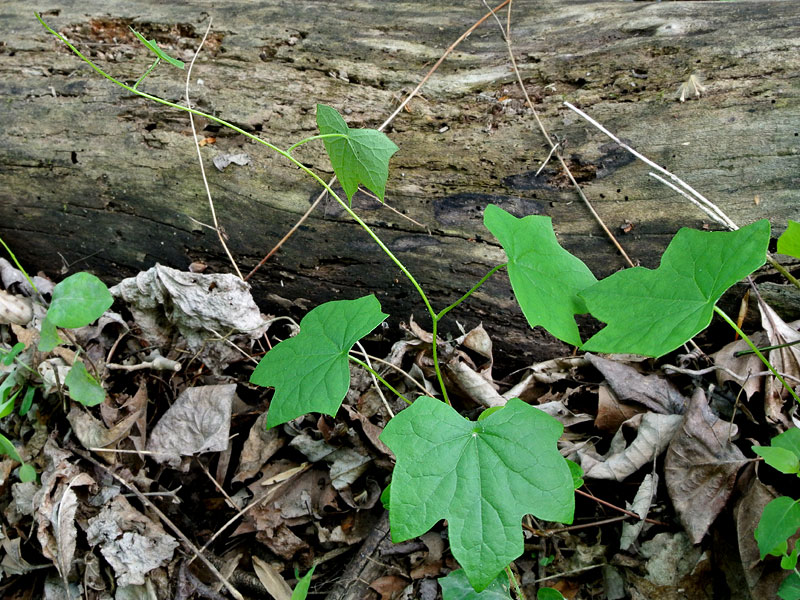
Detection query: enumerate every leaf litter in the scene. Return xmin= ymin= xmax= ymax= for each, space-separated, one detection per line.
xmin=0 ymin=253 xmax=798 ymax=599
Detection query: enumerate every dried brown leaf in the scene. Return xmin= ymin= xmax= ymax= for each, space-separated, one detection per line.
xmin=232 ymin=412 xmax=284 ymax=483
xmin=251 ymin=556 xmax=292 ymax=600
xmin=665 ymin=389 xmax=748 ymax=544
xmin=711 ymin=336 xmax=765 ymax=400
xmin=370 ymin=575 xmax=409 ymax=600
xmin=586 ymin=354 xmax=686 ymax=414
xmin=734 ymin=470 xmax=790 ymax=599
xmin=67 ymin=405 xmax=142 ymax=463
xmin=759 ymin=302 xmax=800 ymax=426
xmin=581 ymin=412 xmax=682 ymax=481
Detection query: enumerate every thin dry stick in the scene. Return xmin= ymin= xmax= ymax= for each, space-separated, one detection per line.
xmin=484 ymin=0 xmax=635 ymax=268
xmin=190 ymin=463 xmax=312 ymax=562
xmin=356 ymin=341 xmax=394 ymax=418
xmin=566 ymin=101 xmax=800 ymax=290
xmin=575 ymin=488 xmax=667 ymax=526
xmin=71 ymin=446 xmax=245 ymax=600
xmin=244 ymin=0 xmax=513 ymax=282
xmin=186 ymin=19 xmax=244 ymax=280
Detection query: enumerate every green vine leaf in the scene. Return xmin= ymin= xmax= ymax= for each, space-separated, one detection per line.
xmin=64 ymin=360 xmax=106 ymax=407
xmin=778 ymin=220 xmax=800 ymax=259
xmin=755 ymin=496 xmax=800 ymax=559
xmin=250 ymin=295 xmax=388 ymax=428
xmin=580 ymin=220 xmax=770 ymax=357
xmin=47 ymin=272 xmax=113 ymax=329
xmin=291 ymin=565 xmax=316 ymax=600
xmin=780 ymin=571 xmax=800 ymax=600
xmin=753 ymin=445 xmax=800 ymax=475
xmin=130 ymin=27 xmax=185 ymax=69
xmin=439 ymin=569 xmax=511 ymax=600
xmin=483 ymin=205 xmax=597 ymax=346
xmin=381 ymin=396 xmax=574 ymax=591
xmin=316 ymin=104 xmax=398 ymax=203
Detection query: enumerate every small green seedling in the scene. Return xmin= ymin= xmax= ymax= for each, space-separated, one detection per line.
xmin=754 ymin=429 xmax=800 ymax=599
xmin=290 ymin=566 xmax=316 ymax=600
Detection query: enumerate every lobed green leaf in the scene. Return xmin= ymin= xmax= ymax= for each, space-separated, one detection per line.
xmin=581 ymin=220 xmax=770 ymax=357
xmin=381 ymin=396 xmax=574 ymax=591
xmin=251 ymin=295 xmax=388 ymax=428
xmin=780 ymin=571 xmax=800 ymax=600
xmin=483 ymin=204 xmax=597 ymax=347
xmin=316 ymin=104 xmax=398 ymax=203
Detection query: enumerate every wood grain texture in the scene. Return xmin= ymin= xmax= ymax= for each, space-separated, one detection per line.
xmin=1 ymin=1 xmax=798 ymax=362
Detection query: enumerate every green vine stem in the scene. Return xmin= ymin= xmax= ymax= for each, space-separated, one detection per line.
xmin=347 ymin=355 xmax=411 ymax=405
xmin=714 ymin=305 xmax=800 ymax=404
xmin=505 ymin=564 xmax=526 ymax=600
xmin=286 ymin=133 xmax=347 ymax=155
xmin=37 ymin=14 xmax=507 ymax=409
xmin=133 ymin=58 xmax=160 ymax=89
xmin=0 ymin=235 xmax=39 ymax=296
xmin=436 ymin=263 xmax=507 ymax=321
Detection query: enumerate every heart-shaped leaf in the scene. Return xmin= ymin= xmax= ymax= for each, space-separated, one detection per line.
xmin=47 ymin=272 xmax=113 ymax=329
xmin=381 ymin=396 xmax=574 ymax=591
xmin=581 ymin=220 xmax=770 ymax=357
xmin=64 ymin=360 xmax=106 ymax=407
xmin=483 ymin=204 xmax=597 ymax=346
xmin=316 ymin=104 xmax=398 ymax=203
xmin=251 ymin=295 xmax=388 ymax=428
xmin=778 ymin=220 xmax=800 ymax=259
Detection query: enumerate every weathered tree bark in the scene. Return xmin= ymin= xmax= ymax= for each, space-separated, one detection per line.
xmin=1 ymin=1 xmax=798 ymax=362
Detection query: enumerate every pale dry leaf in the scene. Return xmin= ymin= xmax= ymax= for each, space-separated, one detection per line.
xmin=1 ymin=536 xmax=48 ymax=576
xmin=86 ymin=495 xmax=179 ymax=586
xmin=581 ymin=412 xmax=682 ymax=481
xmin=146 ymin=384 xmax=236 ymax=466
xmin=67 ymin=405 xmax=142 ymax=463
xmin=586 ymin=353 xmax=686 ymax=414
xmin=665 ymin=388 xmax=748 ymax=544
xmin=445 ymin=357 xmax=504 ymax=408
xmin=759 ymin=302 xmax=800 ymax=426
xmin=620 ymin=473 xmax=658 ymax=550
xmin=251 ymin=555 xmax=292 ymax=600
xmin=639 ymin=532 xmax=702 ymax=587
xmin=232 ymin=412 xmax=284 ymax=483
xmin=289 ymin=433 xmax=371 ymax=490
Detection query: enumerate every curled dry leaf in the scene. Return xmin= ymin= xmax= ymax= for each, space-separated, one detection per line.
xmin=110 ymin=264 xmax=268 ymax=372
xmin=147 ymin=384 xmax=236 ymax=467
xmin=759 ymin=302 xmax=800 ymax=427
xmin=67 ymin=405 xmax=143 ymax=463
xmin=580 ymin=412 xmax=682 ymax=481
xmin=665 ymin=389 xmax=748 ymax=544
xmin=620 ymin=473 xmax=658 ymax=550
xmin=595 ymin=383 xmax=642 ymax=433
xmin=232 ymin=412 xmax=285 ymax=483
xmin=445 ymin=356 xmax=504 ymax=408
xmin=86 ymin=495 xmax=179 ymax=587
xmin=585 ymin=354 xmax=686 ymax=414
xmin=251 ymin=555 xmax=292 ymax=600
xmin=711 ymin=336 xmax=765 ymax=400
xmin=0 ymin=289 xmax=33 ymax=325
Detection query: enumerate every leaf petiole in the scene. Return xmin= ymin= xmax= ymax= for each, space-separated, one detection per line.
xmin=714 ymin=305 xmax=800 ymax=404
xmin=133 ymin=57 xmax=160 ymax=90
xmin=436 ymin=263 xmax=507 ymax=321
xmin=348 ymin=355 xmax=412 ymax=405
xmin=286 ymin=133 xmax=347 ymax=155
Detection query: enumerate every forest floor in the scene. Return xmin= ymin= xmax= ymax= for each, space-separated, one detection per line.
xmin=0 ymin=254 xmax=798 ymax=600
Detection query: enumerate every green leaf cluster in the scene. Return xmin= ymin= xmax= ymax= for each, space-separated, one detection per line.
xmin=754 ymin=430 xmax=800 ymax=600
